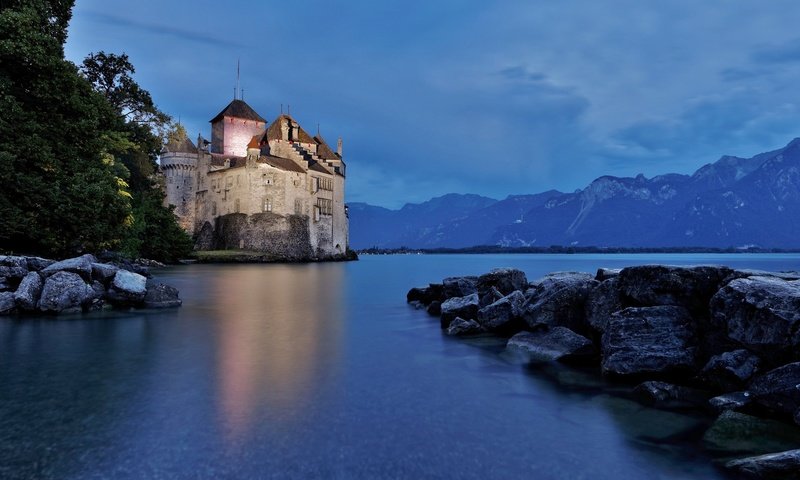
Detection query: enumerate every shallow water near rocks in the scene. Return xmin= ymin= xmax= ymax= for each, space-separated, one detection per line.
xmin=2 ymin=253 xmax=799 ymax=479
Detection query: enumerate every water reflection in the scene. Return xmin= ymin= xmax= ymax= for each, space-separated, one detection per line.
xmin=212 ymin=264 xmax=345 ymax=443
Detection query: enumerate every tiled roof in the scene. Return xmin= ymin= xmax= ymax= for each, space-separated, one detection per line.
xmin=309 ymin=161 xmax=332 ymax=174
xmin=210 ymin=99 xmax=266 ymax=123
xmin=313 ymin=134 xmax=341 ymax=160
xmin=163 ymin=136 xmax=197 ymax=154
xmin=209 ymin=153 xmax=247 ymax=169
xmin=259 ymin=155 xmax=306 ymax=173
xmin=265 ymin=115 xmax=316 ymax=144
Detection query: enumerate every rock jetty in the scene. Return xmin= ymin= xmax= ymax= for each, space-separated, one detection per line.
xmin=0 ymin=254 xmax=181 ymax=315
xmin=408 ymin=265 xmax=800 ymax=479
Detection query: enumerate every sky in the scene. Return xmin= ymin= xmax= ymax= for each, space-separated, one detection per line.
xmin=64 ymin=0 xmax=800 ymax=208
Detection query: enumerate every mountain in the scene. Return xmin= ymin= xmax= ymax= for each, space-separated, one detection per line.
xmin=349 ymin=138 xmax=800 ymax=249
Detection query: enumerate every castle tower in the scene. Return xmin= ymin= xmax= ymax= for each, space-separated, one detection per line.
xmin=161 ymin=135 xmax=199 ymax=231
xmin=210 ymin=99 xmax=267 ymax=156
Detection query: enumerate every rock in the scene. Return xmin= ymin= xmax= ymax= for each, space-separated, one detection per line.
xmin=0 ymin=256 xmax=28 ymax=280
xmin=426 ymin=300 xmax=441 ymax=316
xmin=0 ymin=292 xmax=15 ymax=314
xmin=479 ymin=286 xmax=504 ymax=308
xmin=106 ymin=269 xmax=147 ymax=306
xmin=476 ymin=290 xmax=525 ymax=333
xmin=725 ymin=449 xmax=800 ymax=479
xmin=522 ymin=272 xmax=598 ymax=335
xmin=41 ymin=254 xmax=97 ymax=281
xmin=617 ymin=264 xmax=733 ymax=315
xmin=704 ymin=411 xmax=800 ymax=456
xmin=724 ymin=269 xmax=800 ymax=284
xmin=601 ymin=305 xmax=697 ymax=378
xmin=476 ymin=268 xmax=527 ymax=296
xmin=506 ymin=327 xmax=596 ymax=364
xmin=0 ymin=277 xmax=9 ymax=292
xmin=446 ymin=317 xmax=483 ymax=336
xmin=595 ymin=268 xmax=621 ymax=281
xmin=709 ymin=392 xmax=753 ymax=413
xmin=700 ymin=349 xmax=761 ymax=392
xmin=25 ymin=256 xmax=54 ymax=271
xmin=710 ymin=276 xmax=800 ymax=365
xmin=143 ymin=283 xmax=182 ymax=308
xmin=440 ymin=293 xmax=479 ymax=329
xmin=632 ymin=381 xmax=709 ymax=409
xmin=749 ymin=362 xmax=800 ymax=417
xmin=407 ymin=284 xmax=443 ymax=305
xmin=585 ymin=277 xmax=624 ymax=333
xmin=91 ymin=262 xmax=119 ymax=286
xmin=442 ymin=276 xmax=478 ymax=300
xmin=13 ymin=272 xmax=42 ymax=311
xmin=38 ymin=271 xmax=95 ymax=313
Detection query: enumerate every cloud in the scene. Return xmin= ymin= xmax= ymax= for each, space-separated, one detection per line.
xmin=752 ymin=38 xmax=800 ymax=64
xmin=82 ymin=11 xmax=245 ymax=49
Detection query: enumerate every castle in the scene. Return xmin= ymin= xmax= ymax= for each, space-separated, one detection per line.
xmin=160 ymin=98 xmax=349 ymax=260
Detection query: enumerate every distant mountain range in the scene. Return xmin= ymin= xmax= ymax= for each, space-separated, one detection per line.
xmin=348 ymin=138 xmax=800 ymax=249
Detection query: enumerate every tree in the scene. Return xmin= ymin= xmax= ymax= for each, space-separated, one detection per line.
xmin=0 ymin=1 xmax=131 ymax=256
xmin=79 ymin=51 xmax=193 ymax=262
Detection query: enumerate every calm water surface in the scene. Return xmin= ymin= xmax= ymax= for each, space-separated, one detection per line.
xmin=2 ymin=254 xmax=800 ymax=479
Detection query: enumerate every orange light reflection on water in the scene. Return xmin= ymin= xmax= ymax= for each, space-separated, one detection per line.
xmin=212 ymin=264 xmax=345 ymax=445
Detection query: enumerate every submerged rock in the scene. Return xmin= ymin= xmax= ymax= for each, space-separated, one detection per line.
xmin=724 ymin=449 xmax=800 ymax=479
xmin=426 ymin=300 xmax=441 ymax=316
xmin=601 ymin=305 xmax=697 ymax=378
xmin=143 ymin=283 xmax=182 ymax=308
xmin=632 ymin=381 xmax=709 ymax=409
xmin=704 ymin=411 xmax=800 ymax=456
xmin=506 ymin=327 xmax=596 ymax=364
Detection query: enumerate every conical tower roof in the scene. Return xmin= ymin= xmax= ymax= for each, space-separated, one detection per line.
xmin=210 ymin=99 xmax=266 ymax=123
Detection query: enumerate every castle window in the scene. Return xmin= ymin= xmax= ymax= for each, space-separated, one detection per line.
xmin=263 ymin=196 xmax=272 ymax=212
xmin=234 ymin=198 xmax=240 ymax=213
xmin=316 ymin=198 xmax=332 ymax=216
xmin=294 ymin=199 xmax=303 ymax=215
xmin=212 ymin=202 xmax=217 ymax=216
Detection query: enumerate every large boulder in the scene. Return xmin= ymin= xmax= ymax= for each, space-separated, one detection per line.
xmin=506 ymin=327 xmax=596 ymax=364
xmin=476 ymin=290 xmax=525 ymax=333
xmin=522 ymin=272 xmax=598 ymax=335
xmin=143 ymin=283 xmax=182 ymax=308
xmin=0 ymin=277 xmax=10 ymax=292
xmin=38 ymin=271 xmax=95 ymax=313
xmin=91 ymin=262 xmax=119 ymax=286
xmin=476 ymin=268 xmax=527 ymax=296
xmin=13 ymin=272 xmax=43 ymax=312
xmin=700 ymin=349 xmax=761 ymax=392
xmin=0 ymin=292 xmax=15 ymax=314
xmin=601 ymin=305 xmax=697 ymax=378
xmin=710 ymin=276 xmax=800 ymax=365
xmin=749 ymin=362 xmax=800 ymax=418
xmin=585 ymin=277 xmax=624 ymax=334
xmin=41 ymin=254 xmax=97 ymax=281
xmin=617 ymin=265 xmax=733 ymax=315
xmin=25 ymin=256 xmax=54 ymax=272
xmin=0 ymin=256 xmax=28 ymax=281
xmin=446 ymin=317 xmax=483 ymax=336
xmin=440 ymin=293 xmax=479 ymax=329
xmin=106 ymin=269 xmax=147 ymax=306
xmin=442 ymin=276 xmax=478 ymax=300
xmin=725 ymin=449 xmax=800 ymax=479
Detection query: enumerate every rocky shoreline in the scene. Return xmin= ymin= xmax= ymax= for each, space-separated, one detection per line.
xmin=0 ymin=254 xmax=181 ymax=315
xmin=408 ymin=265 xmax=800 ymax=479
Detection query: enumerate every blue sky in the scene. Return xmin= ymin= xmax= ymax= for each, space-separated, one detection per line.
xmin=65 ymin=0 xmax=800 ymax=208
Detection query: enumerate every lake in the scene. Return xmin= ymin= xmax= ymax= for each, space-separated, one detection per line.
xmin=2 ymin=253 xmax=799 ymax=479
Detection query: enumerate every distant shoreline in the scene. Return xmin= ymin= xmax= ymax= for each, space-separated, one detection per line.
xmin=357 ymin=246 xmax=800 ymax=255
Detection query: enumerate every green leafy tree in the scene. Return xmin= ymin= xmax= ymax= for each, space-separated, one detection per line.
xmin=79 ymin=51 xmax=193 ymax=262
xmin=0 ymin=0 xmax=131 ymax=256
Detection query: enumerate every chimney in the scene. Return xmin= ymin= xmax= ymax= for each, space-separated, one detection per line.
xmin=337 ymin=137 xmax=343 ymax=156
